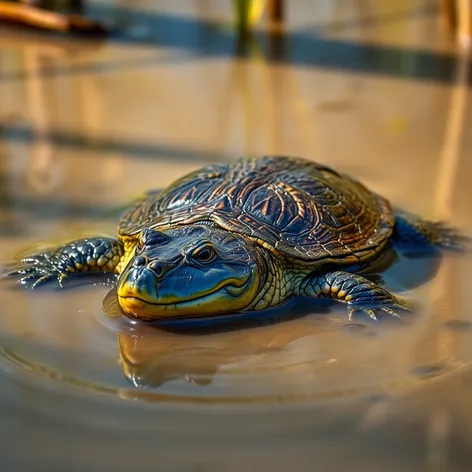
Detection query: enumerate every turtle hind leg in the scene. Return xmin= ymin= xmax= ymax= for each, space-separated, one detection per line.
xmin=4 ymin=237 xmax=124 ymax=288
xmin=393 ymin=210 xmax=470 ymax=252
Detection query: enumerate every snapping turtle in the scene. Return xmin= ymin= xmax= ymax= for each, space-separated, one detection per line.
xmin=8 ymin=156 xmax=466 ymax=321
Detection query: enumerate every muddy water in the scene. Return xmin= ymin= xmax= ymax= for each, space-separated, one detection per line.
xmin=1 ymin=1 xmax=472 ymax=471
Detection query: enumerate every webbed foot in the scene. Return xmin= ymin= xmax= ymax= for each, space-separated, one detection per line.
xmin=346 ymin=301 xmax=411 ymax=321
xmin=6 ymin=253 xmax=69 ymax=288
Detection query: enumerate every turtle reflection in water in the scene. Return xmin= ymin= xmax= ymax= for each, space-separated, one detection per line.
xmin=116 ymin=311 xmax=338 ymax=390
xmin=7 ymin=156 xmax=468 ymax=321
xmin=114 ymin=296 xmax=443 ymax=393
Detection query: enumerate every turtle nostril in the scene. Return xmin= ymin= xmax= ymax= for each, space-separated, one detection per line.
xmin=133 ymin=256 xmax=147 ymax=267
xmin=148 ymin=260 xmax=166 ymax=278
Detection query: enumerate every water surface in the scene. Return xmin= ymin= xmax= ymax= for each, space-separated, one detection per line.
xmin=1 ymin=1 xmax=472 ymax=470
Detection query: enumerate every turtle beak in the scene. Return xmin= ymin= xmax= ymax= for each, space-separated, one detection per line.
xmin=118 ymin=266 xmax=158 ymax=301
xmin=117 ymin=255 xmax=164 ymax=305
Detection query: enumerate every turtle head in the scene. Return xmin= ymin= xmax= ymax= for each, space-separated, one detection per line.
xmin=117 ymin=225 xmax=263 ymax=320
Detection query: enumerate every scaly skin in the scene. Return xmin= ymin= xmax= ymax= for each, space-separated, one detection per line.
xmin=7 ymin=237 xmax=125 ymax=288
xmin=247 ymin=252 xmax=290 ymax=311
xmin=295 ymin=270 xmax=412 ymax=320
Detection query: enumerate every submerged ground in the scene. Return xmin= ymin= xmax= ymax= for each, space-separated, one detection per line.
xmin=0 ymin=1 xmax=472 ymax=471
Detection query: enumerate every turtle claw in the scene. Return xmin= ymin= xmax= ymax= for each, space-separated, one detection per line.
xmin=347 ymin=307 xmax=355 ymax=321
xmin=6 ymin=266 xmax=37 ymax=277
xmin=17 ymin=273 xmax=40 ymax=284
xmin=5 ymin=257 xmax=68 ymax=289
xmin=347 ymin=303 xmax=409 ymax=321
xmin=364 ymin=308 xmax=378 ymax=321
xmin=31 ymin=274 xmax=57 ymax=289
xmin=380 ymin=306 xmax=403 ymax=319
xmin=16 ymin=270 xmax=59 ymax=288
xmin=20 ymin=254 xmax=49 ymax=264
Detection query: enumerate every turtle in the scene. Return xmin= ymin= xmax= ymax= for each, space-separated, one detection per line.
xmin=6 ymin=156 xmax=467 ymax=321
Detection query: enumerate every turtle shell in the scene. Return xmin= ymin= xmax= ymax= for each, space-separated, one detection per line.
xmin=118 ymin=156 xmax=394 ymax=262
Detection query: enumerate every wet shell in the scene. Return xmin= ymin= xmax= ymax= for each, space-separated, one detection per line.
xmin=118 ymin=156 xmax=394 ymax=263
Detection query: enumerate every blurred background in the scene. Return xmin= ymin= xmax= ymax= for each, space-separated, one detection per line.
xmin=0 ymin=1 xmax=472 ymax=471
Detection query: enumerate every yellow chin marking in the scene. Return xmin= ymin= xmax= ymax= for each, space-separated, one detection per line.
xmin=119 ymin=289 xmax=250 ymax=320
xmin=118 ymin=276 xmax=260 ymax=321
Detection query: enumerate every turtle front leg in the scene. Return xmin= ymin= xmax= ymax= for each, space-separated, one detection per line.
xmin=5 ymin=237 xmax=125 ymax=288
xmin=297 ymin=270 xmax=412 ymax=320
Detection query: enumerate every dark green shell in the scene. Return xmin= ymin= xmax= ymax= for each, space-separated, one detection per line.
xmin=118 ymin=156 xmax=394 ymax=262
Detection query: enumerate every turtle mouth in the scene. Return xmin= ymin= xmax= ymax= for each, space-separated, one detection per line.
xmin=121 ymin=281 xmax=248 ymax=306
xmin=117 ymin=278 xmax=253 ymax=319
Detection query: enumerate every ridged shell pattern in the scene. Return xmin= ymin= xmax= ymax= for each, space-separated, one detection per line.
xmin=119 ymin=156 xmax=394 ymax=261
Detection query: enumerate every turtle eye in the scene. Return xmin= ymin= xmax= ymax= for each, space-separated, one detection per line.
xmin=191 ymin=245 xmax=216 ymax=264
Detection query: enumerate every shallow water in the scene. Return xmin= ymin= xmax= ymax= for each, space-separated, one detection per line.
xmin=1 ymin=1 xmax=472 ymax=471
